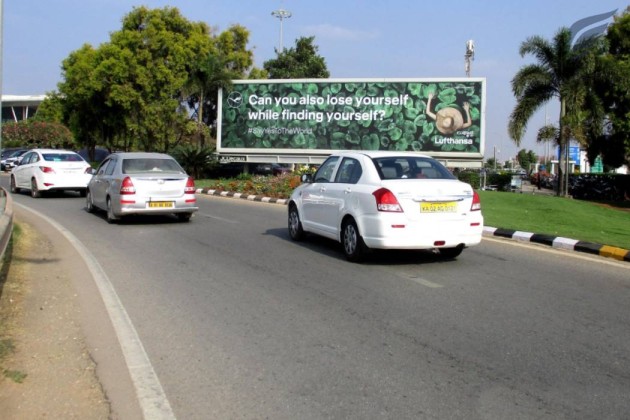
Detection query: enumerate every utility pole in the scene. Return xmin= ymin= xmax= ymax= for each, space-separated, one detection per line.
xmin=465 ymin=40 xmax=475 ymax=77
xmin=271 ymin=8 xmax=292 ymax=52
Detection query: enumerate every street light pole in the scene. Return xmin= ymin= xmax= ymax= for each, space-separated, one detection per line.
xmin=271 ymin=8 xmax=292 ymax=52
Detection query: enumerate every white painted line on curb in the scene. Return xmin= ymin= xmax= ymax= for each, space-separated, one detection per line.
xmin=16 ymin=203 xmax=176 ymax=420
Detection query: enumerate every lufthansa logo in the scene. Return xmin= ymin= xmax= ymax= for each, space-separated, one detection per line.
xmin=227 ymin=92 xmax=243 ymax=108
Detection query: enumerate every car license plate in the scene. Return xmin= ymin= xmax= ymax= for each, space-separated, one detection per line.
xmin=148 ymin=201 xmax=174 ymax=208
xmin=420 ymin=202 xmax=457 ymax=213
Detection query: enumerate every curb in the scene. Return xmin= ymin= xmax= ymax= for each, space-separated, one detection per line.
xmin=197 ymin=188 xmax=630 ymax=264
xmin=483 ymin=227 xmax=630 ymax=263
xmin=197 ymin=188 xmax=289 ymax=205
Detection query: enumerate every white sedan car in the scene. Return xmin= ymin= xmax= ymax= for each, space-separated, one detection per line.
xmin=10 ymin=149 xmax=94 ymax=198
xmin=288 ymin=151 xmax=483 ymax=261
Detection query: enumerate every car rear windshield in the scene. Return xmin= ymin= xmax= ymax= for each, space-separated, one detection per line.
xmin=43 ymin=153 xmax=85 ymax=162
xmin=122 ymin=158 xmax=185 ymax=174
xmin=373 ymin=157 xmax=456 ymax=180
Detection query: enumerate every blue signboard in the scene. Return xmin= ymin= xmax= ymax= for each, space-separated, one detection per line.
xmin=556 ymin=146 xmax=580 ymax=163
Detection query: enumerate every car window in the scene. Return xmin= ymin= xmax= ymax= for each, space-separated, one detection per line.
xmin=20 ymin=152 xmax=36 ymax=165
xmin=122 ymin=158 xmax=184 ymax=174
xmin=96 ymin=159 xmax=113 ymax=176
xmin=313 ymin=156 xmax=339 ymax=183
xmin=373 ymin=157 xmax=455 ymax=180
xmin=42 ymin=153 xmax=85 ymax=162
xmin=336 ymin=158 xmax=362 ymax=184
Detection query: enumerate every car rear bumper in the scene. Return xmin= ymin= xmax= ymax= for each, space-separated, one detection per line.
xmin=358 ymin=213 xmax=484 ymax=249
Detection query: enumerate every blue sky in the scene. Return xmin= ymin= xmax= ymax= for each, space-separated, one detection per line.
xmin=2 ymin=0 xmax=627 ymax=160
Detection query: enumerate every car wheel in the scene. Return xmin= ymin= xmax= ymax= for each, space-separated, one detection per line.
xmin=438 ymin=245 xmax=464 ymax=259
xmin=106 ymin=197 xmax=119 ymax=224
xmin=86 ymin=190 xmax=95 ymax=213
xmin=177 ymin=213 xmax=192 ymax=222
xmin=10 ymin=175 xmax=19 ymax=194
xmin=288 ymin=204 xmax=305 ymax=241
xmin=341 ymin=219 xmax=368 ymax=262
xmin=31 ymin=178 xmax=41 ymax=198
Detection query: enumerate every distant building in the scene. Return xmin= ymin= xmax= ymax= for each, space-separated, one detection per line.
xmin=1 ymin=94 xmax=46 ymax=122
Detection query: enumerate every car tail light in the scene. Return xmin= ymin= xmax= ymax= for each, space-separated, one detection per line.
xmin=185 ymin=177 xmax=196 ymax=194
xmin=39 ymin=166 xmax=55 ymax=174
xmin=120 ymin=177 xmax=136 ymax=195
xmin=471 ymin=191 xmax=481 ymax=211
xmin=373 ymin=188 xmax=403 ymax=212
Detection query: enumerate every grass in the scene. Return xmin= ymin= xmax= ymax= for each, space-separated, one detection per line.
xmin=194 ymin=175 xmax=630 ymax=250
xmin=478 ymin=191 xmax=630 ymax=249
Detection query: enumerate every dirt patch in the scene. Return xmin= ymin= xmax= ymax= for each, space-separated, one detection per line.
xmin=0 ymin=221 xmax=110 ymax=419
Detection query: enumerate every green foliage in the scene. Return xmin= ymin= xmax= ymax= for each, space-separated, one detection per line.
xmin=487 ymin=172 xmax=513 ymax=191
xmin=517 ymin=149 xmax=537 ymax=170
xmin=56 ymin=6 xmax=258 ymax=155
xmin=456 ymin=171 xmax=480 ymax=189
xmin=590 ymin=8 xmax=630 ymax=168
xmin=32 ymin=92 xmax=65 ymax=123
xmin=263 ymin=36 xmax=330 ymax=79
xmin=172 ymin=144 xmax=214 ymax=179
xmin=1 ymin=120 xmax=74 ymax=148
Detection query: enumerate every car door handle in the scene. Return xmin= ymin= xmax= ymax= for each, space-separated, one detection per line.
xmin=319 ymin=187 xmax=327 ymax=192
xmin=344 ymin=188 xmax=352 ymax=194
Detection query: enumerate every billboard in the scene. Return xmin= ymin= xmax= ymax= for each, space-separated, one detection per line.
xmin=217 ymin=78 xmax=485 ymax=159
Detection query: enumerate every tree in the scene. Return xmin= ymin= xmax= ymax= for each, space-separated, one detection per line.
xmin=32 ymin=92 xmax=65 ymax=123
xmin=58 ymin=6 xmax=216 ymax=154
xmin=509 ymin=28 xmax=602 ymax=196
xmin=263 ymin=36 xmax=329 ymax=79
xmin=590 ymin=9 xmax=630 ymax=168
xmin=516 ymin=149 xmax=538 ymax=171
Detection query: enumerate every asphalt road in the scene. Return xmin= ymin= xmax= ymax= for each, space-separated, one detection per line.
xmin=4 ymin=176 xmax=630 ymax=420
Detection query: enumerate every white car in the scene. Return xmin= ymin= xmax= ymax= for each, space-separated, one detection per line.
xmin=10 ymin=149 xmax=94 ymax=198
xmin=288 ymin=151 xmax=483 ymax=261
xmin=86 ymin=152 xmax=198 ymax=223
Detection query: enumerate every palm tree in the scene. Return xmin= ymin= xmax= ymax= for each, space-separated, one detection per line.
xmin=509 ymin=27 xmax=601 ymax=196
xmin=185 ymin=53 xmax=235 ymax=146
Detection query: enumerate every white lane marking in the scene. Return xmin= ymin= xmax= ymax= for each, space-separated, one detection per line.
xmin=199 ymin=212 xmax=239 ymax=223
xmin=16 ymin=203 xmax=176 ymax=420
xmin=400 ymin=273 xmax=443 ymax=288
xmin=411 ymin=278 xmax=444 ymax=288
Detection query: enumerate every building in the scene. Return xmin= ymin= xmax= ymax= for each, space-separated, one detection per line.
xmin=1 ymin=94 xmax=46 ymax=122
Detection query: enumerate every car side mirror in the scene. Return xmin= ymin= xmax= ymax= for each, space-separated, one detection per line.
xmin=301 ymin=173 xmax=313 ymax=183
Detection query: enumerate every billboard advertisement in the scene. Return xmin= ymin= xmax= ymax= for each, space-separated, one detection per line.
xmin=217 ymin=78 xmax=485 ymax=159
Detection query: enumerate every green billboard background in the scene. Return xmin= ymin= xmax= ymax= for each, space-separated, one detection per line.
xmin=219 ymin=79 xmax=484 ymax=156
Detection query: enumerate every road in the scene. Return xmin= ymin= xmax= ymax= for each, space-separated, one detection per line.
xmin=4 ymin=176 xmax=630 ymax=419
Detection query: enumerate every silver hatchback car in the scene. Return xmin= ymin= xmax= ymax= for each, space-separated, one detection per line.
xmin=86 ymin=152 xmax=198 ymax=223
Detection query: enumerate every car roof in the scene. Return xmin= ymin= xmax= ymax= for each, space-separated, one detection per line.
xmin=109 ymin=152 xmax=175 ymax=159
xmin=331 ymin=150 xmax=433 ymax=159
xmin=29 ymin=148 xmax=78 ymax=154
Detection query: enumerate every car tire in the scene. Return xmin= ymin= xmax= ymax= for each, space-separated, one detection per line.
xmin=10 ymin=175 xmax=19 ymax=194
xmin=341 ymin=219 xmax=368 ymax=262
xmin=288 ymin=204 xmax=305 ymax=241
xmin=177 ymin=213 xmax=192 ymax=222
xmin=31 ymin=178 xmax=41 ymax=198
xmin=86 ymin=190 xmax=95 ymax=213
xmin=106 ymin=197 xmax=119 ymax=224
xmin=438 ymin=245 xmax=464 ymax=259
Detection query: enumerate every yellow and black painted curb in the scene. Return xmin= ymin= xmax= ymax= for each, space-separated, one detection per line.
xmin=484 ymin=227 xmax=630 ymax=263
